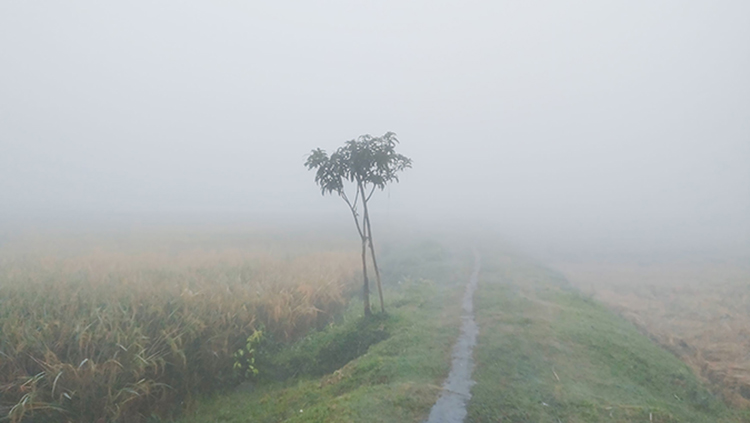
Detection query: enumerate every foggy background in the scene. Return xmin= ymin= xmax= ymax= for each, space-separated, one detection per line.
xmin=2 ymin=1 xmax=748 ymax=259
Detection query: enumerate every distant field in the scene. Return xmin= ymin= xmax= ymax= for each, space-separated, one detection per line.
xmin=556 ymin=258 xmax=750 ymax=407
xmin=0 ymin=227 xmax=359 ymax=422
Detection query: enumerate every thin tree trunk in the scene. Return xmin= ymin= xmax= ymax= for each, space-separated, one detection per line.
xmin=363 ymin=200 xmax=385 ymax=313
xmin=339 ymin=190 xmax=371 ymax=317
xmin=361 ymin=234 xmax=371 ymax=316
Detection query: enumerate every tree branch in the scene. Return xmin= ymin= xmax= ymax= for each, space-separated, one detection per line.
xmin=340 ymin=191 xmax=364 ymax=240
xmin=353 ymin=182 xmax=361 ymax=210
xmin=365 ymin=184 xmax=377 ymax=203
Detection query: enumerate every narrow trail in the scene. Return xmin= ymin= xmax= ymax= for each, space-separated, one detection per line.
xmin=425 ymin=251 xmax=481 ymax=423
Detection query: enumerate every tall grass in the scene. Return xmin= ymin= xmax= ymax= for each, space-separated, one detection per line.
xmin=0 ymin=236 xmax=359 ymax=422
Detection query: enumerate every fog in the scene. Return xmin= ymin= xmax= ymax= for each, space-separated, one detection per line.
xmin=1 ymin=1 xmax=748 ymax=258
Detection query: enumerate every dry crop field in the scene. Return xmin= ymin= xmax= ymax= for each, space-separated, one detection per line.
xmin=0 ymin=225 xmax=360 ymax=422
xmin=556 ymin=256 xmax=750 ymax=407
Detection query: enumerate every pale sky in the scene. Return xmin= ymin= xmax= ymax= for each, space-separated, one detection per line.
xmin=1 ymin=1 xmax=748 ymax=251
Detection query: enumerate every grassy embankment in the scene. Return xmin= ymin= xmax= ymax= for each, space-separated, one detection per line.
xmin=467 ymin=251 xmax=750 ymax=422
xmin=558 ymin=260 xmax=750 ymax=407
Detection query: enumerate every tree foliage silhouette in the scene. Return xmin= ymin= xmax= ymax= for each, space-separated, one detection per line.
xmin=305 ymin=132 xmax=412 ymax=316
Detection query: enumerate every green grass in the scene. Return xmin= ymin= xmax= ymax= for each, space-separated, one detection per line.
xmin=467 ymin=253 xmax=750 ymax=423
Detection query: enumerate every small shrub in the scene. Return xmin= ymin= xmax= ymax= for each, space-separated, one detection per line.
xmin=233 ymin=330 xmax=264 ymax=380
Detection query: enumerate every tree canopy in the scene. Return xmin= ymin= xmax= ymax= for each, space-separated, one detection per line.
xmin=306 ymin=132 xmax=412 ymax=197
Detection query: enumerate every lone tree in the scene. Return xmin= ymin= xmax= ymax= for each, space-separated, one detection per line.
xmin=305 ymin=132 xmax=412 ymax=316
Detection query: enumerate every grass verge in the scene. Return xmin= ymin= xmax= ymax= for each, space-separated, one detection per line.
xmin=467 ymin=252 xmax=750 ymax=423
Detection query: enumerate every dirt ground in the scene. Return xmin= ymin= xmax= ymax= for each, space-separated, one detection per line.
xmin=555 ymin=258 xmax=750 ymax=407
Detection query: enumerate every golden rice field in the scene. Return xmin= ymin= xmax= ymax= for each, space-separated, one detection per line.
xmin=0 ymin=227 xmax=360 ymax=422
xmin=557 ymin=258 xmax=750 ymax=408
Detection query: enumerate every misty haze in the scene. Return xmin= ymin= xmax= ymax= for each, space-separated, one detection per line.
xmin=1 ymin=1 xmax=749 ymax=422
